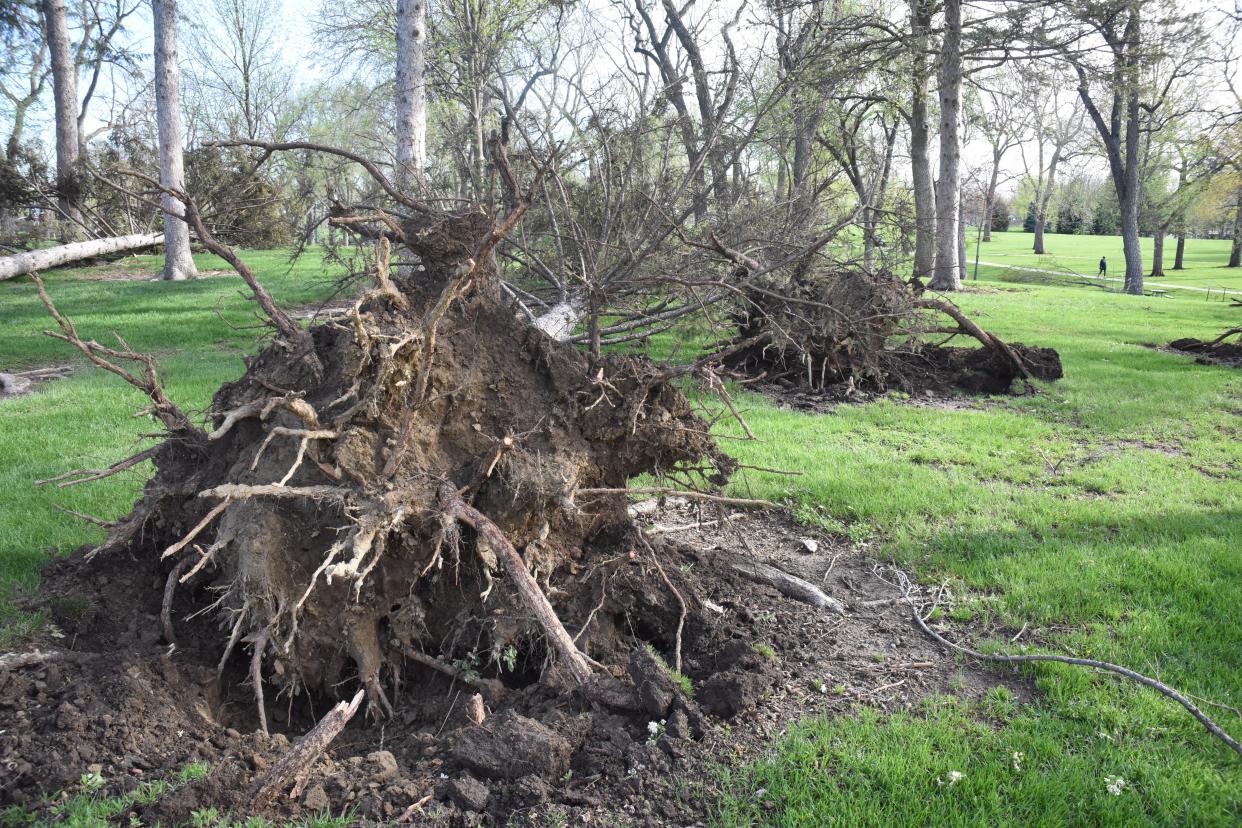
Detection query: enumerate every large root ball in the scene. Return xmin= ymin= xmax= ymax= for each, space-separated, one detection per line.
xmin=127 ymin=208 xmax=732 ymax=716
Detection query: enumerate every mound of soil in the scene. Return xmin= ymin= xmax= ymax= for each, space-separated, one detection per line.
xmin=0 ymin=505 xmax=1027 ymax=825
xmin=1168 ymin=337 xmax=1242 ymax=368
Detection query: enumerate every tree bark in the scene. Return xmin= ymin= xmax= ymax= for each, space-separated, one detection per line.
xmin=957 ymin=192 xmax=967 ymax=283
xmin=1173 ymin=232 xmax=1185 ymax=270
xmin=929 ymin=0 xmax=962 ymax=291
xmin=1149 ymin=226 xmax=1166 ymax=279
xmin=983 ymin=148 xmax=1002 ymax=243
xmin=1229 ymin=192 xmax=1242 ymax=268
xmin=395 ymin=0 xmax=427 ymax=191
xmin=152 ymin=0 xmax=197 ymax=281
xmin=1074 ymin=13 xmax=1143 ymax=294
xmin=41 ymin=0 xmax=82 ymax=230
xmin=908 ymin=0 xmax=935 ymax=281
xmin=0 ymin=233 xmax=163 ymax=281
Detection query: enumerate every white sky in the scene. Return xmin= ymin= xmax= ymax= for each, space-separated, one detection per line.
xmin=8 ymin=0 xmax=1240 ymax=203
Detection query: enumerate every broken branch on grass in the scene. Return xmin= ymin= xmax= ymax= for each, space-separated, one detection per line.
xmin=0 ymin=650 xmax=89 ymax=671
xmin=731 ymin=559 xmax=847 ymax=614
xmin=37 ymin=446 xmax=159 ymax=488
xmin=576 ymin=486 xmax=778 ymax=510
xmin=915 ymin=297 xmax=1034 ymax=388
xmin=903 ymin=586 xmax=1242 ymax=760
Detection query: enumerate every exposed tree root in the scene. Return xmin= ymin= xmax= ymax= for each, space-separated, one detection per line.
xmin=900 ymin=577 xmax=1242 ymax=760
xmin=696 ymin=259 xmax=1062 ymax=396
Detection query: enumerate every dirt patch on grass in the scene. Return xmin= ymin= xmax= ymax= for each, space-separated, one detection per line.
xmin=0 ymin=365 xmax=73 ymax=397
xmin=0 ymin=505 xmax=1029 ymax=826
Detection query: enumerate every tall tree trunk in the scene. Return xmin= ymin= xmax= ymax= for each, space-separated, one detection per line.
xmin=41 ymin=0 xmax=82 ymax=232
xmin=395 ymin=0 xmax=427 ymax=191
xmin=929 ymin=0 xmax=961 ymax=291
xmin=982 ymin=149 xmax=1001 ymax=243
xmin=1033 ymin=146 xmax=1062 ymax=255
xmin=152 ymin=0 xmax=197 ymax=281
xmin=957 ymin=192 xmax=967 ymax=282
xmin=1229 ymin=192 xmax=1242 ymax=267
xmin=1172 ymin=232 xmax=1185 ymax=270
xmin=1119 ymin=195 xmax=1143 ymax=291
xmin=1149 ymin=226 xmax=1165 ymax=279
xmin=1118 ymin=23 xmax=1144 ymax=294
xmin=909 ymin=0 xmax=935 ymax=281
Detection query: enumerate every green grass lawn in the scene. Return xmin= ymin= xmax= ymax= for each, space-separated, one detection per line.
xmin=712 ymin=282 xmax=1242 ymax=825
xmin=0 ymin=249 xmax=350 ymax=646
xmin=2 ymin=248 xmax=1241 ymax=825
xmin=968 ymin=229 xmax=1242 ymax=292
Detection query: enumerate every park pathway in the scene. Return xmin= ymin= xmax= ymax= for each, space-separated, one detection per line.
xmin=976 ymin=260 xmax=1242 ymax=297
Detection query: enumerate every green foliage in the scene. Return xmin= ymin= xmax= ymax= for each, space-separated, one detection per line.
xmin=989 ymin=196 xmax=1011 ymax=232
xmin=186 ymin=147 xmax=292 ymax=248
xmin=751 ymin=642 xmax=779 ymax=660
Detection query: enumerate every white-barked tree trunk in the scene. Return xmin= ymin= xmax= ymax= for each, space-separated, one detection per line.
xmin=929 ymin=0 xmax=962 ymax=291
xmin=153 ymin=0 xmax=197 ymax=281
xmin=41 ymin=0 xmax=82 ymax=230
xmin=395 ymin=0 xmax=427 ymax=191
xmin=0 ymin=233 xmax=163 ymax=281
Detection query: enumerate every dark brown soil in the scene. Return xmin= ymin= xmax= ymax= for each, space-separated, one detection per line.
xmin=1 ymin=504 xmax=1030 ymax=826
xmin=1167 ymin=337 xmax=1242 ymax=368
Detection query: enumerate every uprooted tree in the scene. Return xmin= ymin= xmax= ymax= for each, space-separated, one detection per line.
xmin=35 ymin=141 xmax=741 ymax=734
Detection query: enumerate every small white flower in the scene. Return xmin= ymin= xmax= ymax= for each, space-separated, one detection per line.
xmin=647 ymin=720 xmax=660 ymax=736
xmin=1011 ymin=751 xmax=1024 ymax=771
xmin=937 ymin=770 xmax=964 ymax=787
xmin=1105 ymin=775 xmax=1126 ymax=796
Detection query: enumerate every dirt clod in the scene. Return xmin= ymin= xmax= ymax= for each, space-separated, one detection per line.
xmin=451 ymin=711 xmax=573 ymax=781
xmin=628 ymin=647 xmax=679 ymax=717
xmin=446 ymin=774 xmax=490 ymax=812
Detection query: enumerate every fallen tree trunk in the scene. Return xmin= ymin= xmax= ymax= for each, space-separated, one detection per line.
xmin=0 ymin=232 xmax=163 ymax=281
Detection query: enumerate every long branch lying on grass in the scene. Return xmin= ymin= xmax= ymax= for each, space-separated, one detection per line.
xmin=901 ymin=579 xmax=1242 ymax=760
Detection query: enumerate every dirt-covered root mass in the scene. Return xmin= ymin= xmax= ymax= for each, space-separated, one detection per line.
xmin=1168 ymin=329 xmax=1242 ymax=368
xmin=712 ymin=269 xmax=1062 ymax=397
xmin=50 ymin=204 xmax=734 ymax=734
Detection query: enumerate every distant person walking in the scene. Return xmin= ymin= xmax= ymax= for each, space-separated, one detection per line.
xmin=1098 ymin=256 xmax=1107 ymax=277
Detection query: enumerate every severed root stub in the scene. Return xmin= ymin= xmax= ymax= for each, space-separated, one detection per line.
xmin=107 ymin=204 xmax=734 ymax=730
